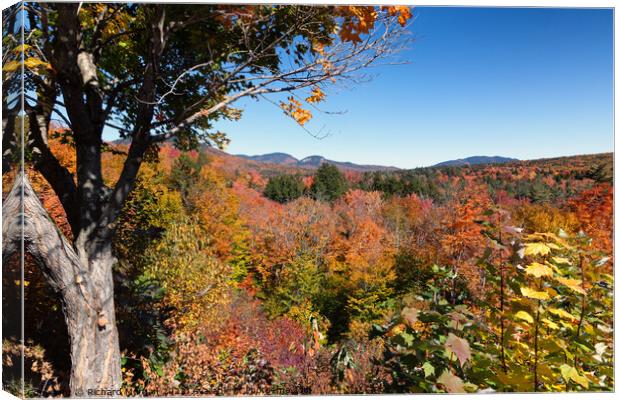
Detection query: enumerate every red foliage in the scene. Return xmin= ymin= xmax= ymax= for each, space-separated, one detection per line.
xmin=569 ymin=184 xmax=613 ymax=262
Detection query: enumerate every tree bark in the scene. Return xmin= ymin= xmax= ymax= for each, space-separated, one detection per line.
xmin=2 ymin=172 xmax=122 ymax=395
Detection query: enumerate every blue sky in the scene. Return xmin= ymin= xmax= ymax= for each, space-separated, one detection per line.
xmin=213 ymin=7 xmax=613 ymax=168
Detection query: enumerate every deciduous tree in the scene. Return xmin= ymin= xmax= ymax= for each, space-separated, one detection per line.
xmin=1 ymin=3 xmax=411 ymax=392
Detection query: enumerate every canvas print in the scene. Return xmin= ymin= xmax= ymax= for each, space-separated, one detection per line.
xmin=1 ymin=2 xmax=614 ymax=397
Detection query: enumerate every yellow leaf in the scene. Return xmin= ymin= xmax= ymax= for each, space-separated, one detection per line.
xmin=554 ymin=276 xmax=586 ymax=295
xmin=560 ymin=364 xmax=589 ymax=388
xmin=548 ymin=308 xmax=578 ymax=322
xmin=572 ymin=373 xmax=590 ymax=389
xmin=515 ymin=310 xmax=534 ymax=324
xmin=16 ymin=44 xmax=32 ymax=53
xmin=24 ymin=57 xmax=50 ymax=70
xmin=520 ymin=286 xmax=550 ymax=300
xmin=545 ymin=262 xmax=560 ymax=273
xmin=3 ymin=60 xmax=20 ymax=73
xmin=524 ymin=242 xmax=551 ymax=256
xmin=525 ymin=262 xmax=553 ymax=278
xmin=541 ymin=318 xmax=559 ymax=330
xmin=312 ymin=41 xmax=326 ymax=55
xmin=552 ymin=256 xmax=571 ymax=265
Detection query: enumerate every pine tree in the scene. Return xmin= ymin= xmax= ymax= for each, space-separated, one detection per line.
xmin=310 ymin=163 xmax=348 ymax=201
xmin=264 ymin=174 xmax=305 ymax=203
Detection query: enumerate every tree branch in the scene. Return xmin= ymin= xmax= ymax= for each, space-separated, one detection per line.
xmin=26 ymin=106 xmax=81 ymax=234
xmin=2 ymin=171 xmax=94 ymax=307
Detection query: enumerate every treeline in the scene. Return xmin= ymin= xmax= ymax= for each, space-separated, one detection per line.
xmin=263 ymin=157 xmax=610 ymax=205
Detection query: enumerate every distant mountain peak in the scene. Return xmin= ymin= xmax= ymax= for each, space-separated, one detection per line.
xmin=299 ymin=155 xmax=325 ymax=165
xmin=433 ymin=155 xmax=518 ymax=167
xmin=237 ymin=152 xmax=299 ymax=165
xmin=236 ymin=152 xmax=397 ymax=172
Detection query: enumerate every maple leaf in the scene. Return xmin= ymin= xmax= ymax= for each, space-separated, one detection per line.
xmin=445 ymin=333 xmax=471 ymax=367
xmin=554 ymin=276 xmax=586 ymax=295
xmin=437 ymin=369 xmax=465 ymax=393
xmin=524 ymin=262 xmax=553 ymax=278
xmin=524 ymin=242 xmax=551 ymax=256
xmin=305 ymin=87 xmax=325 ymax=104
xmin=548 ymin=308 xmax=578 ymax=322
xmin=514 ymin=310 xmax=534 ymax=324
xmin=382 ymin=6 xmax=413 ymax=27
xmin=279 ymin=97 xmax=313 ymax=126
xmin=560 ymin=364 xmax=590 ymax=389
xmin=551 ymin=256 xmax=571 ymax=265
xmin=422 ymin=362 xmax=435 ymax=377
xmin=520 ymin=286 xmax=550 ymax=300
xmin=541 ymin=318 xmax=559 ymax=330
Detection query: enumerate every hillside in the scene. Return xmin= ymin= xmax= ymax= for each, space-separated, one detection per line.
xmin=236 ymin=152 xmax=399 ymax=172
xmin=433 ymin=155 xmax=519 ymax=167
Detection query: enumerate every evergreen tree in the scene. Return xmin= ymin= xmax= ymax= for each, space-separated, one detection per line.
xmin=264 ymin=174 xmax=305 ymax=203
xmin=310 ymin=163 xmax=348 ymax=201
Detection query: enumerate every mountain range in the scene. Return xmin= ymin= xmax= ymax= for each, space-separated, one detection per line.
xmin=112 ymin=136 xmax=519 ymax=170
xmin=236 ymin=152 xmax=519 ymax=171
xmin=236 ymin=152 xmax=400 ymax=172
xmin=433 ymin=155 xmax=519 ymax=167
xmin=112 ymin=139 xmax=519 ymax=171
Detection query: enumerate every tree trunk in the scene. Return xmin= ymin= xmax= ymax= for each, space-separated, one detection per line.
xmin=2 ymin=172 xmax=121 ymax=395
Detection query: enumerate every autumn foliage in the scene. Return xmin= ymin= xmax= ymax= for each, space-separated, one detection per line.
xmin=5 ymin=133 xmax=613 ymax=395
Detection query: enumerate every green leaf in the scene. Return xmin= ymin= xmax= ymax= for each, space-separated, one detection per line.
xmin=422 ymin=362 xmax=435 ymax=378
xmin=397 ymin=331 xmax=415 ymax=347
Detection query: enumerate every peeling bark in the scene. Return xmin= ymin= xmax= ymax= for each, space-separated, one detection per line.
xmin=2 ymin=172 xmax=121 ymax=394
